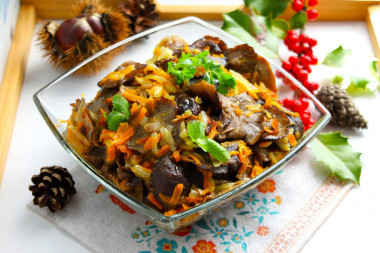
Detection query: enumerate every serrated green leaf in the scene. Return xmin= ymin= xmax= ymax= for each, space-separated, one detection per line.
xmin=222 ymin=11 xmax=279 ymax=59
xmin=290 ymin=12 xmax=307 ymax=29
xmin=310 ymin=132 xmax=362 ymax=185
xmin=245 ymin=0 xmax=289 ymax=19
xmin=345 ymin=77 xmax=377 ymax=95
xmin=322 ymin=45 xmax=351 ymax=67
xmin=271 ymin=19 xmax=290 ymax=39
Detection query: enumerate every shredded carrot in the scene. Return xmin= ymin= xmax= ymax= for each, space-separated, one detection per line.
xmin=164 ymin=210 xmax=177 ymax=216
xmin=259 ymin=141 xmax=272 ymax=148
xmin=201 ymin=170 xmax=215 ymax=194
xmin=288 ymin=133 xmax=298 ymax=147
xmin=172 ymin=151 xmax=181 ymax=162
xmin=156 ymin=144 xmax=171 ymax=157
xmin=136 ymin=136 xmax=150 ymax=145
xmin=250 ymin=164 xmax=264 ymax=178
xmin=99 ymin=64 xmax=135 ymax=85
xmin=264 ymin=126 xmax=279 ymax=134
xmin=184 ymin=43 xmax=191 ymax=54
xmin=118 ymin=144 xmax=133 ymax=158
xmin=143 ymin=133 xmax=161 ymax=151
xmin=105 ymin=97 xmax=113 ymax=104
xmin=208 ymin=120 xmax=218 ymax=139
xmin=122 ymin=90 xmax=148 ymax=104
xmin=263 ymin=95 xmax=273 ymax=108
xmin=130 ymin=103 xmax=138 ymax=117
xmin=132 ymin=107 xmax=148 ymax=127
xmin=147 ymin=192 xmax=163 ymax=210
xmin=272 ymin=118 xmax=279 ymax=130
xmin=113 ymin=124 xmax=135 ymax=145
xmin=106 ymin=145 xmax=117 ymax=162
xmin=148 ymin=96 xmax=155 ymax=113
xmin=188 ymin=154 xmax=202 ymax=165
xmin=182 ymin=204 xmax=190 ymax=210
xmin=158 ymin=193 xmax=171 ymax=204
xmin=99 ymin=129 xmax=115 ymax=143
xmin=169 ymin=184 xmax=184 ymax=206
xmin=236 ymin=162 xmax=248 ymax=178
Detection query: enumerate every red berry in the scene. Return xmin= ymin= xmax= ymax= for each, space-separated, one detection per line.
xmin=310 ymin=55 xmax=318 ymax=65
xmin=284 ymin=37 xmax=292 ymax=47
xmin=282 ymin=61 xmax=292 ymax=71
xmin=292 ymin=64 xmax=303 ymax=76
xmin=308 ymin=0 xmax=318 ymax=7
xmin=282 ymin=98 xmax=294 ymax=108
xmin=304 ymin=65 xmax=312 ymax=73
xmin=300 ymin=97 xmax=309 ymax=110
xmin=300 ymin=55 xmax=311 ymax=67
xmin=303 ymin=47 xmax=313 ymax=56
xmin=293 ymin=99 xmax=303 ymax=110
xmin=308 ymin=118 xmax=316 ymax=125
xmin=302 ymin=110 xmax=311 ymax=118
xmin=288 ymin=55 xmax=299 ymax=65
xmin=291 ymin=42 xmax=303 ymax=54
xmin=299 ymin=34 xmax=308 ymax=44
xmin=276 ymin=70 xmax=284 ymax=78
xmin=288 ymin=34 xmax=300 ymax=43
xmin=307 ymin=9 xmax=318 ymax=20
xmin=307 ymin=37 xmax=317 ymax=47
xmin=297 ymin=69 xmax=309 ymax=82
xmin=292 ymin=0 xmax=304 ymax=12
xmin=310 ymin=81 xmax=319 ymax=91
xmin=287 ymin=30 xmax=298 ymax=39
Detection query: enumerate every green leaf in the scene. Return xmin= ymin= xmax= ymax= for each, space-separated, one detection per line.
xmin=111 ymin=94 xmax=130 ymax=118
xmin=271 ymin=19 xmax=290 ymax=39
xmin=245 ymin=0 xmax=289 ymax=19
xmin=345 ymin=77 xmax=377 ymax=95
xmin=369 ymin=60 xmax=380 ymax=81
xmin=106 ymin=94 xmax=131 ymax=131
xmin=222 ymin=11 xmax=279 ymax=59
xmin=331 ymin=75 xmax=344 ymax=85
xmin=187 ymin=120 xmax=230 ymax=163
xmin=310 ymin=132 xmax=362 ymax=185
xmin=168 ymin=50 xmax=236 ymax=95
xmin=322 ymin=45 xmax=351 ymax=67
xmin=290 ymin=12 xmax=307 ymax=29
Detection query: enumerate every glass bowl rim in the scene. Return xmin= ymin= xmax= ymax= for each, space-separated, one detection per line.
xmin=33 ymin=16 xmax=331 ymax=223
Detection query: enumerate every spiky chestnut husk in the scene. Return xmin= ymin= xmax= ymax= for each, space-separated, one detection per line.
xmin=316 ymin=83 xmax=368 ymax=129
xmin=38 ymin=0 xmax=131 ymax=75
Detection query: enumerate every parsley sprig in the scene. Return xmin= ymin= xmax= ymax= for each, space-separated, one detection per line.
xmin=187 ymin=120 xmax=230 ymax=163
xmin=106 ymin=94 xmax=131 ymax=131
xmin=168 ymin=51 xmax=236 ymax=95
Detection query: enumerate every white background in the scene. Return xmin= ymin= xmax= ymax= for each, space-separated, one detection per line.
xmin=0 ymin=20 xmax=379 ymax=252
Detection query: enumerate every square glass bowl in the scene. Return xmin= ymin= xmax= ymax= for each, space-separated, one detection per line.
xmin=33 ymin=17 xmax=330 ymax=232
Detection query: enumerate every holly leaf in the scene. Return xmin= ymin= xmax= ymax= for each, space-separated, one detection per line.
xmin=245 ymin=0 xmax=289 ymax=19
xmin=271 ymin=19 xmax=290 ymax=39
xmin=322 ymin=45 xmax=351 ymax=67
xmin=310 ymin=132 xmax=362 ymax=185
xmin=345 ymin=77 xmax=377 ymax=95
xmin=290 ymin=12 xmax=307 ymax=29
xmin=222 ymin=10 xmax=279 ymax=59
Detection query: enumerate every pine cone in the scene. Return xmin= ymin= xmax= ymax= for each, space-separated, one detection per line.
xmin=119 ymin=0 xmax=159 ymax=35
xmin=29 ymin=166 xmax=77 ymax=213
xmin=316 ymin=83 xmax=368 ymax=129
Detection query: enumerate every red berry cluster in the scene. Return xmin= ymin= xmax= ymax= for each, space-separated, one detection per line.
xmin=292 ymin=0 xmax=319 ymax=20
xmin=281 ymin=97 xmax=315 ymax=130
xmin=280 ymin=30 xmax=319 ymax=93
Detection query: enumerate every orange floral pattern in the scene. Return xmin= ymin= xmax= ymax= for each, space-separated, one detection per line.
xmin=257 ymin=226 xmax=269 ymax=236
xmin=192 ymin=240 xmax=217 ymax=253
xmin=257 ymin=179 xmax=276 ymax=193
xmin=109 ymin=194 xmax=136 ymax=214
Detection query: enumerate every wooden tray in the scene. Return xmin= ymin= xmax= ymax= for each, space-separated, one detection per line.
xmin=1 ymin=1 xmax=380 ymax=186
